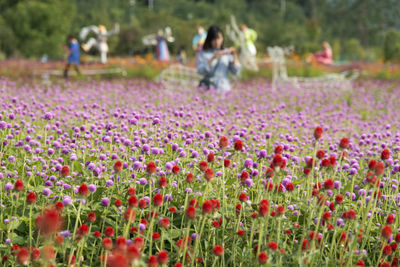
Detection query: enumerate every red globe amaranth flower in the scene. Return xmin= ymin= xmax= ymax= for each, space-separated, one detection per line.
xmin=301 ymin=239 xmax=310 ymax=250
xmin=219 ymin=136 xmax=228 ymax=149
xmin=153 ymin=194 xmax=163 ymax=207
xmin=240 ymin=171 xmax=249 ymax=182
xmin=54 ymin=235 xmax=64 ymax=246
xmin=314 ymin=126 xmax=323 ymax=140
xmin=207 ymin=153 xmax=214 ymax=162
xmin=102 ymin=237 xmax=113 ymax=250
xmin=268 ymin=241 xmax=278 ymax=250
xmin=329 ymin=156 xmax=336 ymax=166
xmin=186 ymin=173 xmax=194 ymax=183
xmin=339 ymin=137 xmax=349 ymax=149
xmin=271 ymin=154 xmax=285 ymax=170
xmin=116 ymin=237 xmax=127 ymax=251
xmin=224 ymin=159 xmax=230 ymax=167
xmin=152 ymin=232 xmax=160 ymax=240
xmin=107 ymin=252 xmax=129 ymax=267
xmin=383 ymin=244 xmax=392 ymax=256
xmin=148 ymin=255 xmax=158 ymax=267
xmin=236 ymin=204 xmax=242 ymax=215
xmin=316 ymin=150 xmax=325 ymax=159
xmin=375 ymin=162 xmax=385 ymax=175
xmin=17 ymin=247 xmax=29 ymax=265
xmin=189 ymin=199 xmax=199 ymax=207
xmin=55 ymin=201 xmax=64 ymax=211
xmin=114 ymin=199 xmax=122 ymax=207
xmin=286 ymin=183 xmax=294 ymax=191
xmin=36 ymin=207 xmax=63 ymax=236
xmin=323 ymin=211 xmax=331 ymax=220
xmin=94 ymin=231 xmax=101 ymax=238
xmin=78 ymin=183 xmax=88 ymax=196
xmin=324 ymin=179 xmax=334 ymax=190
xmin=356 ymin=260 xmax=365 ymax=266
xmin=26 ymin=192 xmax=37 ymax=204
xmin=41 ymin=245 xmax=55 ymax=261
xmin=343 ymin=209 xmax=356 ymax=220
xmin=321 ymin=158 xmax=330 ymax=168
xmin=104 ymin=226 xmax=114 ymax=237
xmin=158 ymin=176 xmax=167 ymax=187
xmin=382 ymin=225 xmax=392 ymax=239
xmin=169 ymin=206 xmax=177 ymax=213
xmin=277 ymin=205 xmax=284 ymax=215
xmin=258 ymin=252 xmax=268 ymax=264
xmin=199 ymin=161 xmax=208 ymax=172
xmin=77 ymin=224 xmax=89 ymax=236
xmin=146 ymin=162 xmax=157 ymax=174
xmin=14 ymin=179 xmax=24 ymax=192
xmin=335 ymin=194 xmax=343 ymax=204
xmin=237 ymin=229 xmax=245 ymax=236
xmin=265 ymin=168 xmax=274 ymax=178
xmin=185 ymin=206 xmax=196 ymax=219
xmin=306 ymin=158 xmax=313 ymax=168
xmin=212 ymin=245 xmax=223 ymax=256
xmin=368 ymin=159 xmax=377 ymax=170
xmin=274 ymin=145 xmax=283 ymax=154
xmin=113 ymin=161 xmax=122 ymax=172
xmin=202 ymin=200 xmax=213 ymax=214
xmin=11 ymin=244 xmax=19 ymax=255
xmin=124 ymin=208 xmax=135 ymax=221
xmin=159 ymin=218 xmax=170 ymax=228
xmin=127 ymin=244 xmax=140 ymax=260
xmin=172 ymin=165 xmax=180 ymax=174
xmin=204 ymin=168 xmax=214 ymax=181
xmin=128 ymin=195 xmax=138 ymax=207
xmin=259 ymin=199 xmax=269 ymax=217
xmin=127 ymin=187 xmax=136 ymax=196
xmin=157 ymin=250 xmax=169 ymax=264
xmin=31 ymin=248 xmax=40 ymax=261
xmin=381 ymin=148 xmax=390 ymax=160
xmin=239 ymin=193 xmax=248 ymax=202
xmin=87 ymin=212 xmax=96 ymax=223
xmin=61 ymin=166 xmax=69 ymax=177
xmin=234 ymin=139 xmax=243 ymax=151
xmin=387 ymin=214 xmax=395 ymax=224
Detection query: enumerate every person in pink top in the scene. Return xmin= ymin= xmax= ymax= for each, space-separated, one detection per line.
xmin=313 ymin=42 xmax=333 ymax=65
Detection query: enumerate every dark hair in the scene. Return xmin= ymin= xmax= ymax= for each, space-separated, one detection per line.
xmin=203 ymin=25 xmax=224 ymax=50
xmin=67 ymin=34 xmax=75 ymax=41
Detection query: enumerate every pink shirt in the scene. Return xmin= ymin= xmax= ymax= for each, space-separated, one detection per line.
xmin=314 ymin=47 xmax=333 ymax=65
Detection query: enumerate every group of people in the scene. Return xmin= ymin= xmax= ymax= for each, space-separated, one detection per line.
xmin=63 ymin=22 xmax=333 ymax=93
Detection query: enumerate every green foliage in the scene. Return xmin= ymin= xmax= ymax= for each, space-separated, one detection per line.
xmin=343 ymin=38 xmax=364 ymax=61
xmin=1 ymin=0 xmax=75 ymax=58
xmin=383 ymin=29 xmax=400 ymax=62
xmin=0 ymin=0 xmax=400 ymax=59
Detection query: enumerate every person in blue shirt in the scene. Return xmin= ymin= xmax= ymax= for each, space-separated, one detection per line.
xmin=197 ymin=26 xmax=240 ymax=93
xmin=63 ymin=35 xmax=81 ymax=78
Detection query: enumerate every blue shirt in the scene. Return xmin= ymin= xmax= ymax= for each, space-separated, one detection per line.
xmin=197 ymin=49 xmax=241 ymax=92
xmin=68 ymin=41 xmax=80 ymax=64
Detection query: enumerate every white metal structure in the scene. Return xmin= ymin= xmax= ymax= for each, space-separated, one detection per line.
xmin=265 ymin=46 xmax=358 ymax=90
xmin=155 ymin=64 xmax=201 ymax=87
xmin=226 ymin=15 xmax=259 ymax=72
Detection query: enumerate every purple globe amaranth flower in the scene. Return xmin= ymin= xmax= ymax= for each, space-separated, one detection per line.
xmin=244 ymin=158 xmax=253 ymax=168
xmin=101 ymin=197 xmax=110 ymax=206
xmin=42 ymin=188 xmax=52 ymax=196
xmin=5 ymin=183 xmax=13 ymax=191
xmin=88 ymin=184 xmax=97 ymax=193
xmin=63 ymin=196 xmax=72 ymax=206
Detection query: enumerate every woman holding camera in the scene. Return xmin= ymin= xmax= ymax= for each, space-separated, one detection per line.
xmin=197 ymin=25 xmax=241 ymax=92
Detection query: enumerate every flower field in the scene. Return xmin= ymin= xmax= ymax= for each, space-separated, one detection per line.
xmin=0 ymin=77 xmax=400 ymax=266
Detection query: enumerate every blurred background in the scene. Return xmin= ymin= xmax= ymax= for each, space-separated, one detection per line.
xmin=1 ymin=0 xmax=400 ymax=80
